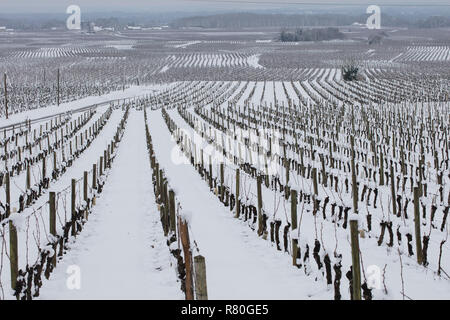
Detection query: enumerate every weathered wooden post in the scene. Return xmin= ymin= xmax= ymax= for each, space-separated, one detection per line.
xmin=194 ymin=255 xmax=208 ymax=300
xmin=414 ymin=187 xmax=423 ymax=265
xmin=351 ymin=137 xmax=358 ymax=213
xmin=49 ymin=191 xmax=57 ymax=267
xmin=92 ymin=164 xmax=97 ymax=190
xmin=321 ymin=154 xmax=327 ymax=187
xmin=291 ymin=189 xmax=298 ymax=266
xmin=169 ymin=189 xmax=176 ymax=234
xmin=285 ymin=144 xmax=290 ymax=199
xmin=350 ymin=218 xmax=361 ymax=300
xmin=108 ymin=144 xmax=111 ymax=167
xmin=42 ymin=155 xmax=46 ymax=181
xmin=83 ymin=171 xmax=88 ymax=219
xmin=220 ymin=162 xmax=225 ymax=202
xmin=99 ymin=156 xmax=103 ymax=176
xmin=53 ymin=151 xmax=57 ymax=172
xmin=26 ymin=165 xmax=31 ymax=189
xmin=6 ymin=173 xmax=18 ymax=292
xmin=379 ymin=148 xmax=384 ymax=186
xmin=179 ymin=216 xmax=194 ymax=300
xmin=71 ymin=179 xmax=76 ymax=237
xmin=390 ymin=161 xmax=397 ymax=216
xmin=209 ymin=155 xmax=213 ymax=189
xmin=257 ymin=175 xmax=263 ymax=236
xmin=155 ymin=162 xmax=160 ymax=197
xmin=235 ymin=169 xmax=240 ymax=218
xmin=163 ymin=181 xmax=169 ymax=235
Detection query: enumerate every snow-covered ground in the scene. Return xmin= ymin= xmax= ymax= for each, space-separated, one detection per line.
xmin=0 ymin=78 xmax=448 ymax=300
xmin=38 ymin=110 xmax=183 ymax=299
xmin=0 ymin=84 xmax=172 ymax=129
xmin=147 ymin=108 xmax=328 ymax=299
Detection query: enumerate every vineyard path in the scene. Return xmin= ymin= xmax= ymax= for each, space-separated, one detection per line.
xmin=38 ymin=109 xmax=183 ymax=299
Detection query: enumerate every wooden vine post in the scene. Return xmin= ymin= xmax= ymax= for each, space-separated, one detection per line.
xmin=71 ymin=179 xmax=76 ymax=237
xmin=414 ymin=187 xmax=423 ymax=265
xmin=351 ymin=136 xmax=358 ymax=213
xmin=6 ymin=173 xmax=18 ymax=292
xmin=208 ymin=155 xmax=213 ymax=189
xmin=92 ymin=164 xmax=97 ymax=190
xmin=291 ymin=189 xmax=298 ymax=266
xmin=99 ymin=156 xmax=103 ymax=176
xmin=235 ymin=168 xmax=240 ymax=218
xmin=179 ymin=216 xmax=194 ymax=300
xmin=257 ymin=175 xmax=263 ymax=236
xmin=26 ymin=165 xmax=31 ymax=189
xmin=379 ymin=148 xmax=384 ymax=186
xmin=49 ymin=191 xmax=57 ymax=267
xmin=53 ymin=151 xmax=57 ymax=171
xmin=169 ymin=190 xmax=176 ymax=234
xmin=194 ymin=255 xmax=208 ymax=300
xmin=390 ymin=161 xmax=397 ymax=216
xmin=350 ymin=218 xmax=361 ymax=300
xmin=155 ymin=163 xmax=160 ymax=198
xmin=312 ymin=167 xmax=318 ymax=213
xmin=42 ymin=155 xmax=46 ymax=181
xmin=83 ymin=171 xmax=88 ymax=219
xmin=220 ymin=162 xmax=224 ymax=202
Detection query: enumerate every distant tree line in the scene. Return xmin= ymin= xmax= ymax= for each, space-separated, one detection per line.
xmin=279 ymin=27 xmax=345 ymax=42
xmin=171 ymin=13 xmax=365 ymax=28
xmin=170 ymin=12 xmax=450 ymax=29
xmin=1 ymin=12 xmax=450 ymax=31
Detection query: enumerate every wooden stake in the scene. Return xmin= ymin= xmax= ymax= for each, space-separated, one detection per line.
xmin=235 ymin=169 xmax=240 ymax=218
xmin=390 ymin=161 xmax=397 ymax=216
xmin=99 ymin=156 xmax=103 ymax=176
xmin=257 ymin=175 xmax=263 ymax=236
xmin=414 ymin=187 xmax=423 ymax=265
xmin=49 ymin=191 xmax=57 ymax=267
xmin=169 ymin=190 xmax=176 ymax=234
xmin=220 ymin=162 xmax=224 ymax=202
xmin=42 ymin=156 xmax=46 ymax=181
xmin=26 ymin=164 xmax=31 ymax=189
xmin=351 ymin=137 xmax=358 ymax=213
xmin=350 ymin=219 xmax=361 ymax=300
xmin=92 ymin=164 xmax=97 ymax=190
xmin=179 ymin=216 xmax=194 ymax=300
xmin=6 ymin=173 xmax=18 ymax=293
xmin=83 ymin=171 xmax=88 ymax=219
xmin=194 ymin=255 xmax=208 ymax=300
xmin=291 ymin=189 xmax=298 ymax=266
xmin=71 ymin=179 xmax=76 ymax=237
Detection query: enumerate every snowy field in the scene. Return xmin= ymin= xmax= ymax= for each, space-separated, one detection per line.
xmin=0 ymin=26 xmax=449 ymax=301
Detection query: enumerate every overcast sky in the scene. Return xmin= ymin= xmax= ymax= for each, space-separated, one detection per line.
xmin=0 ymin=0 xmax=448 ymax=13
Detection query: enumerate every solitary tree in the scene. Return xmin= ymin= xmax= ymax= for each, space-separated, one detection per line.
xmin=342 ymin=60 xmax=359 ymax=81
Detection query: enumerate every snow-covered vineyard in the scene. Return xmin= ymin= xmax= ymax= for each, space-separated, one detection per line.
xmin=0 ymin=77 xmax=448 ymax=300
xmin=0 ymin=23 xmax=449 ymax=301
